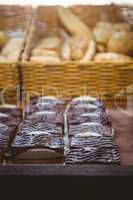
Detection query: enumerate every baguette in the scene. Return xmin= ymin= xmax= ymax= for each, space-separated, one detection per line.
xmin=71 ymin=35 xmax=89 ymax=60
xmin=80 ymin=40 xmax=96 ymax=62
xmin=58 ymin=7 xmax=91 ymax=60
xmin=57 ymin=6 xmax=90 ymax=37
xmin=1 ymin=38 xmax=23 ymax=59
xmin=60 ymin=38 xmax=71 ymax=61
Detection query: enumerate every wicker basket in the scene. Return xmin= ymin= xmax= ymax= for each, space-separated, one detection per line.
xmin=0 ymin=6 xmax=32 ymax=104
xmin=22 ymin=5 xmax=133 ymax=106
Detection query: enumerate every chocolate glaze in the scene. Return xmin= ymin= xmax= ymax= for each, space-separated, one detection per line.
xmin=26 ymin=111 xmax=64 ymax=125
xmin=66 ymin=135 xmax=120 ymax=164
xmin=66 ymin=96 xmax=120 ymax=165
xmin=0 ymin=123 xmax=14 ymax=149
xmin=69 ymin=122 xmax=113 ymax=137
xmin=0 ymin=106 xmax=21 ymax=117
xmin=0 ymin=115 xmax=20 ymax=128
xmin=10 ymin=97 xmax=65 ymax=162
xmin=18 ymin=119 xmax=63 ymax=135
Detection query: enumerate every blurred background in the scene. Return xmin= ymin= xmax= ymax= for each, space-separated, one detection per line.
xmin=0 ymin=0 xmax=132 ymax=6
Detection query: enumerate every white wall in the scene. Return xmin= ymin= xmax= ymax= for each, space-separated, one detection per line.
xmin=0 ymin=0 xmax=132 ymax=6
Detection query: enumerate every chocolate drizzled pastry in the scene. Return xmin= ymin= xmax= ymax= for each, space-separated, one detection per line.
xmin=0 ymin=123 xmax=14 ymax=149
xmin=65 ymin=96 xmax=120 ymax=165
xmin=0 ymin=105 xmax=21 ymax=164
xmin=27 ymin=111 xmax=64 ymax=125
xmin=69 ymin=122 xmax=113 ymax=137
xmin=0 ymin=112 xmax=20 ymax=128
xmin=9 ymin=97 xmax=65 ymax=163
xmin=0 ymin=104 xmax=21 ymax=117
xmin=28 ymin=96 xmax=65 ymax=106
xmin=68 ymin=110 xmax=111 ymax=125
xmin=25 ymin=96 xmax=65 ymax=116
xmin=67 ymin=96 xmax=111 ymax=125
xmin=18 ymin=119 xmax=63 ymax=135
xmin=66 ymin=135 xmax=120 ymax=164
xmin=24 ymin=96 xmax=65 ymax=125
xmin=10 ymin=128 xmax=64 ymax=161
xmin=69 ymin=96 xmax=104 ymax=108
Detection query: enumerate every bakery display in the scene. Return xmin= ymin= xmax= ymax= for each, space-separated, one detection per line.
xmin=0 ymin=5 xmax=132 ymax=169
xmin=65 ymin=96 xmax=120 ymax=164
xmin=9 ymin=96 xmax=65 ymax=163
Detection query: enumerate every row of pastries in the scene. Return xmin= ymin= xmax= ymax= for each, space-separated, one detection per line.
xmin=0 ymin=96 xmax=120 ymax=164
xmin=0 ymin=6 xmax=132 ymax=63
xmin=30 ymin=7 xmax=133 ymax=63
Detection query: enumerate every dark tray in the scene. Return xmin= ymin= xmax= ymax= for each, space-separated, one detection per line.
xmin=0 ymin=164 xmax=133 ymax=176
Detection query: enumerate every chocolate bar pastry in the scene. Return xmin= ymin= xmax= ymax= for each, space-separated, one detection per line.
xmin=66 ymin=135 xmax=120 ymax=164
xmin=9 ymin=118 xmax=64 ymax=163
xmin=68 ymin=122 xmax=113 ymax=137
xmin=0 ymin=104 xmax=22 ymax=118
xmin=0 ymin=113 xmax=20 ymax=128
xmin=67 ymin=96 xmax=111 ymax=125
xmin=0 ymin=123 xmax=14 ymax=149
xmin=26 ymin=110 xmax=64 ymax=125
xmin=24 ymin=96 xmax=65 ymax=115
xmin=69 ymin=96 xmax=104 ymax=108
xmin=28 ymin=96 xmax=65 ymax=105
xmin=0 ymin=105 xmax=21 ymax=164
xmin=0 ymin=122 xmax=15 ymax=164
xmin=65 ymin=96 xmax=120 ymax=165
xmin=18 ymin=118 xmax=63 ymax=135
xmin=10 ymin=133 xmax=64 ymax=163
xmin=67 ymin=109 xmax=111 ymax=125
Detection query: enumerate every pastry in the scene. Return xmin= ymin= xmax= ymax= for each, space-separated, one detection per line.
xmin=0 ymin=31 xmax=8 ymax=48
xmin=65 ymin=96 xmax=120 ymax=165
xmin=57 ymin=7 xmax=90 ymax=37
xmin=93 ymin=22 xmax=113 ymax=45
xmin=36 ymin=36 xmax=61 ymax=50
xmin=60 ymin=38 xmax=72 ymax=61
xmin=9 ymin=96 xmax=65 ymax=164
xmin=0 ymin=104 xmax=22 ymax=117
xmin=1 ymin=37 xmax=23 ymax=61
xmin=58 ymin=7 xmax=91 ymax=60
xmin=65 ymin=135 xmax=120 ymax=164
xmin=30 ymin=55 xmax=61 ymax=63
xmin=94 ymin=52 xmax=132 ymax=62
xmin=32 ymin=48 xmax=58 ymax=57
xmin=108 ymin=31 xmax=133 ymax=55
xmin=113 ymin=23 xmax=132 ymax=32
xmin=80 ymin=40 xmax=96 ymax=62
